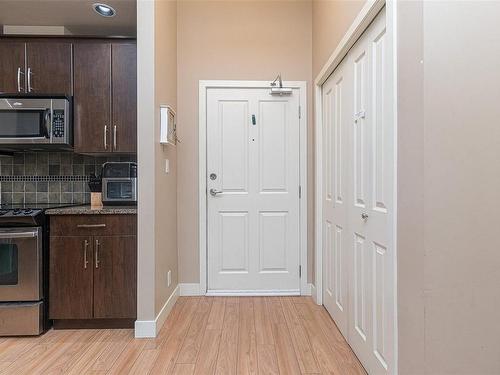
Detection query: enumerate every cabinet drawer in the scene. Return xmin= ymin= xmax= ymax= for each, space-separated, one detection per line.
xmin=50 ymin=215 xmax=136 ymax=236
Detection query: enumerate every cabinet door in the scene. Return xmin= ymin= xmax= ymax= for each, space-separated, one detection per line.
xmin=0 ymin=42 xmax=25 ymax=94
xmin=74 ymin=43 xmax=111 ymax=153
xmin=26 ymin=42 xmax=72 ymax=95
xmin=112 ymin=44 xmax=137 ymax=152
xmin=49 ymin=236 xmax=93 ymax=319
xmin=93 ymin=235 xmax=137 ymax=318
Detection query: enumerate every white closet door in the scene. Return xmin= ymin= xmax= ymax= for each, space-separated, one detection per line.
xmin=322 ymin=59 xmax=352 ymax=338
xmin=207 ymin=88 xmax=301 ymax=293
xmin=348 ymin=8 xmax=395 ymax=374
xmin=321 ymin=7 xmax=395 ymax=374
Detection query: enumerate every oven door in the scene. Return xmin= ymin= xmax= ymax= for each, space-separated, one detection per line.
xmin=103 ymin=179 xmax=137 ymax=202
xmin=0 ymin=228 xmax=42 ymax=302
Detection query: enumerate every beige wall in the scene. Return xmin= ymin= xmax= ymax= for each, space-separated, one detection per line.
xmin=312 ymin=0 xmax=365 ymax=77
xmin=421 ymin=1 xmax=500 ymax=373
xmin=177 ymin=0 xmax=313 ymax=284
xmin=154 ymin=0 xmax=178 ymax=315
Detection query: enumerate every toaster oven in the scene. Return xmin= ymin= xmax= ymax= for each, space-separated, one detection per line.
xmin=101 ymin=162 xmax=137 ymax=205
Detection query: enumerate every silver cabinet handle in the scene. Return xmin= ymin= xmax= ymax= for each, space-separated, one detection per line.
xmin=95 ymin=239 xmax=100 ymax=268
xmin=210 ymin=188 xmax=222 ymax=196
xmin=361 ymin=213 xmax=369 ymax=220
xmin=77 ymin=224 xmax=106 ymax=228
xmin=104 ymin=125 xmax=108 ymax=150
xmin=113 ymin=125 xmax=117 ymax=150
xmin=17 ymin=67 xmax=23 ymax=92
xmin=83 ymin=240 xmax=89 ymax=269
xmin=27 ymin=67 xmax=33 ymax=92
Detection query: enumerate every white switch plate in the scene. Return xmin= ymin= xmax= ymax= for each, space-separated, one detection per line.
xmin=165 ymin=159 xmax=170 ymax=174
xmin=167 ymin=270 xmax=171 ymax=287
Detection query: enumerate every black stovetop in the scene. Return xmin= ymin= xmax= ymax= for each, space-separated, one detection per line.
xmin=0 ymin=203 xmax=81 ymax=226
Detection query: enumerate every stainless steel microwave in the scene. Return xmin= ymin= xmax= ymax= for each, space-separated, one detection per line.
xmin=0 ymin=96 xmax=72 ymax=150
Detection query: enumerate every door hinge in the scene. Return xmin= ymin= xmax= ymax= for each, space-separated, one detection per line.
xmin=299 ymin=185 xmax=302 ymax=199
xmin=299 ymin=265 xmax=302 ymax=278
xmin=299 ymin=105 xmax=301 ymax=119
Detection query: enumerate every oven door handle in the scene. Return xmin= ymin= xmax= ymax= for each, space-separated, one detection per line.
xmin=0 ymin=232 xmax=38 ymax=239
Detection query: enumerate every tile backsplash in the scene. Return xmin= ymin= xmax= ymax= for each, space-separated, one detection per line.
xmin=0 ymin=152 xmax=135 ymax=205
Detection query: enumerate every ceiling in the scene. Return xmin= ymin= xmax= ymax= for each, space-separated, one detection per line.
xmin=0 ymin=0 xmax=136 ymax=37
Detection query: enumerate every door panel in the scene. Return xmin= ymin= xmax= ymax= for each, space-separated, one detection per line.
xmin=93 ymin=235 xmax=137 ymax=319
xmin=112 ymin=44 xmax=137 ymax=152
xmin=26 ymin=42 xmax=72 ymax=95
xmin=207 ymin=88 xmax=300 ymax=292
xmin=49 ymin=236 xmax=93 ymax=319
xmin=74 ymin=43 xmax=111 ymax=153
xmin=0 ymin=42 xmax=25 ymax=94
xmin=322 ymin=59 xmax=351 ymax=338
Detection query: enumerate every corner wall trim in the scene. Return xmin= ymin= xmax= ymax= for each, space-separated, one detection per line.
xmin=180 ymin=283 xmax=202 ymax=296
xmin=134 ymin=284 xmax=179 ymax=338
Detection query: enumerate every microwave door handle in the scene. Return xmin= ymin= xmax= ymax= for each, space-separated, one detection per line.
xmin=43 ymin=109 xmax=51 ymax=138
xmin=0 ymin=232 xmax=37 ymax=239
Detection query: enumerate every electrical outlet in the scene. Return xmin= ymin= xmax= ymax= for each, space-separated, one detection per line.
xmin=167 ymin=270 xmax=171 ymax=287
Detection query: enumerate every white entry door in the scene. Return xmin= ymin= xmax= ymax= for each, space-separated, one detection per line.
xmin=207 ymin=87 xmax=301 ymax=294
xmin=322 ymin=7 xmax=395 ymax=374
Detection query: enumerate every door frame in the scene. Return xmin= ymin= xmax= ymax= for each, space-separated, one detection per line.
xmin=313 ymin=0 xmax=399 ymax=370
xmin=199 ymin=80 xmax=308 ymax=296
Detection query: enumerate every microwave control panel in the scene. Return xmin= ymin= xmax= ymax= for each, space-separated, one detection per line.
xmin=52 ymin=110 xmax=65 ymax=138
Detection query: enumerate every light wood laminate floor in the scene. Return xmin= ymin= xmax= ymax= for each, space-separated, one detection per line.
xmin=0 ymin=296 xmax=366 ymax=374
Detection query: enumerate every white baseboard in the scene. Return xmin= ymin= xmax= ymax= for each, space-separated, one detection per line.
xmin=180 ymin=283 xmax=202 ymax=296
xmin=302 ymin=283 xmax=312 ymax=296
xmin=134 ymin=284 xmax=179 ymax=338
xmin=206 ymin=289 xmax=300 ymax=296
xmin=311 ymin=284 xmax=320 ymax=304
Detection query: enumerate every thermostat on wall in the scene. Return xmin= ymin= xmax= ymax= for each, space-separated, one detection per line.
xmin=160 ymin=105 xmax=177 ymax=145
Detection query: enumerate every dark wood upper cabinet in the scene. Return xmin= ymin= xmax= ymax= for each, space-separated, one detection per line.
xmin=0 ymin=42 xmax=26 ymax=94
xmin=93 ymin=235 xmax=137 ymax=319
xmin=73 ymin=43 xmax=111 ymax=153
xmin=112 ymin=44 xmax=137 ymax=153
xmin=49 ymin=236 xmax=94 ymax=319
xmin=74 ymin=42 xmax=136 ymax=154
xmin=26 ymin=42 xmax=72 ymax=95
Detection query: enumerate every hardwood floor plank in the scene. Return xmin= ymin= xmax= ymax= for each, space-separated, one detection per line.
xmin=149 ymin=298 xmax=201 ymax=374
xmin=172 ymin=363 xmax=195 ymax=375
xmin=265 ymin=297 xmax=286 ymax=325
xmin=257 ymin=344 xmax=279 ymax=375
xmin=35 ymin=329 xmax=100 ymax=374
xmin=296 ymin=301 xmax=366 ymax=375
xmin=107 ymin=337 xmax=148 ymax=375
xmin=253 ymin=297 xmax=274 ymax=345
xmin=206 ymin=297 xmax=226 ymax=331
xmin=281 ymin=297 xmax=320 ymax=374
xmin=87 ymin=329 xmax=134 ymax=374
xmin=193 ymin=329 xmax=222 ymax=375
xmin=237 ymin=298 xmax=258 ymax=375
xmin=215 ymin=298 xmax=239 ymax=375
xmin=177 ymin=297 xmax=213 ymax=364
xmin=271 ymin=322 xmax=301 ymax=375
xmin=127 ymin=348 xmax=160 ymax=375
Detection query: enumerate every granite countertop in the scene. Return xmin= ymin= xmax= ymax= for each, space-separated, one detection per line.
xmin=45 ymin=205 xmax=137 ymax=215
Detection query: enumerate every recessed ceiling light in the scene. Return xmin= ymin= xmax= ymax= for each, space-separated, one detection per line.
xmin=93 ymin=3 xmax=116 ymax=17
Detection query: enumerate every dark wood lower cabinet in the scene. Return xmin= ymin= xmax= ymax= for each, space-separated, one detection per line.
xmin=49 ymin=215 xmax=137 ymax=328
xmin=93 ymin=235 xmax=137 ymax=319
xmin=49 ymin=236 xmax=93 ymax=319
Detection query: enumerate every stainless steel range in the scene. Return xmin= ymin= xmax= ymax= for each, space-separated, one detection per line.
xmin=0 ymin=204 xmax=55 ymax=336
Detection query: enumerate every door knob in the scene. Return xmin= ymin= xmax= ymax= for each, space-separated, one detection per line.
xmin=361 ymin=213 xmax=369 ymax=220
xmin=210 ymin=188 xmax=222 ymax=196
